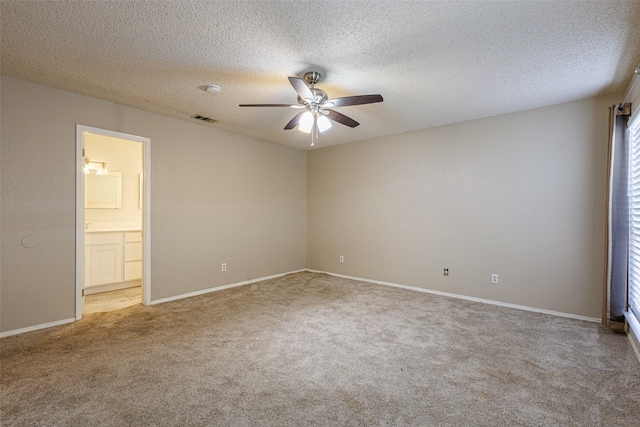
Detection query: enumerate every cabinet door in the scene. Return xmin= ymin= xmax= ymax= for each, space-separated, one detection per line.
xmin=124 ymin=242 xmax=142 ymax=262
xmin=124 ymin=261 xmax=142 ymax=281
xmin=125 ymin=232 xmax=142 ymax=243
xmin=89 ymin=244 xmax=123 ymax=286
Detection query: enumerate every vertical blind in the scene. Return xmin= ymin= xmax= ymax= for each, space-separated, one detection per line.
xmin=629 ymin=115 xmax=640 ymax=323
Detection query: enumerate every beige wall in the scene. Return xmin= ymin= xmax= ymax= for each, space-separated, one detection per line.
xmin=1 ymin=76 xmax=307 ymax=333
xmin=307 ymin=94 xmax=619 ymax=319
xmin=0 ymin=73 xmax=621 ymax=332
xmin=630 ymin=76 xmax=640 ymax=123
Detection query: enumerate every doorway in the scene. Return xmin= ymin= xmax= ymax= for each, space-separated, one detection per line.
xmin=75 ymin=125 xmax=151 ymax=319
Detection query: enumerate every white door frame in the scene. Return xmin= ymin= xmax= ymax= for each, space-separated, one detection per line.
xmin=75 ymin=125 xmax=151 ymax=319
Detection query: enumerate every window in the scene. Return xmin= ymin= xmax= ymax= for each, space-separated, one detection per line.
xmin=628 ymin=113 xmax=640 ymax=329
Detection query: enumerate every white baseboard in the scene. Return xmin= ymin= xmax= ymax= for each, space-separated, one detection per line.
xmin=2 ymin=269 xmax=600 ymax=339
xmin=307 ymin=269 xmax=601 ymax=323
xmin=0 ymin=318 xmax=76 ymax=339
xmin=625 ymin=312 xmax=640 ymax=364
xmin=150 ymin=269 xmax=307 ymax=306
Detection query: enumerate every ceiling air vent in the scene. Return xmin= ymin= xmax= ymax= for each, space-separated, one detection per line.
xmin=191 ymin=114 xmax=217 ymax=124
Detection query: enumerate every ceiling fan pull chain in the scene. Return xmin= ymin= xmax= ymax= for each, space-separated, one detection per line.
xmin=311 ymin=115 xmax=317 ymax=146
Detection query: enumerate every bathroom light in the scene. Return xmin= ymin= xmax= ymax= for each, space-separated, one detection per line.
xmin=84 ymin=159 xmax=108 ymax=175
xmin=97 ymin=162 xmax=108 ymax=175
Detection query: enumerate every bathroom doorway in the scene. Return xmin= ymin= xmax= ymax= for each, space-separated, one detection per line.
xmin=75 ymin=125 xmax=151 ymax=319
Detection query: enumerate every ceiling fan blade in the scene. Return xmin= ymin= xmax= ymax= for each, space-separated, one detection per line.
xmin=325 ymin=94 xmax=383 ymax=108
xmin=288 ymin=77 xmax=314 ymax=100
xmin=284 ymin=111 xmax=306 ymax=130
xmin=239 ymin=104 xmax=301 ymax=108
xmin=326 ymin=110 xmax=360 ymax=128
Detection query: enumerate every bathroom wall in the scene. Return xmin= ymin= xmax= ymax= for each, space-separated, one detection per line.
xmin=84 ymin=133 xmax=143 ymax=228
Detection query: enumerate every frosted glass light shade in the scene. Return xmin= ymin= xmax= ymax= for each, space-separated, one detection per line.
xmin=317 ymin=115 xmax=332 ymax=132
xmin=97 ymin=163 xmax=108 ymax=175
xmin=298 ymin=112 xmax=313 ymax=133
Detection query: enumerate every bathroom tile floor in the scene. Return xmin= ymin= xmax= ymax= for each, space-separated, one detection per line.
xmin=84 ymin=286 xmax=142 ymax=315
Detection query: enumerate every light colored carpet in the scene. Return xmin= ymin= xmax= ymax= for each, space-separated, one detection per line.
xmin=1 ymin=272 xmax=639 ymax=426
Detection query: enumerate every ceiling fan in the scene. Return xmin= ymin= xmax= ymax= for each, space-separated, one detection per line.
xmin=239 ymin=71 xmax=383 ymax=146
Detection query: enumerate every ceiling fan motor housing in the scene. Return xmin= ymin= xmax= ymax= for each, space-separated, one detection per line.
xmin=298 ymin=87 xmax=328 ymax=107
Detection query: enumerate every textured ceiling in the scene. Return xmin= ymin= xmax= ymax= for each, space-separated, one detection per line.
xmin=2 ymin=1 xmax=640 ymax=149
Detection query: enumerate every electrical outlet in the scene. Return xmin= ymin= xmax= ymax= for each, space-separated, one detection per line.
xmin=339 ymin=255 xmax=344 ymax=263
xmin=221 ymin=263 xmax=227 ymax=272
xmin=492 ymin=273 xmax=499 ymax=284
xmin=444 ymin=268 xmax=449 ymax=276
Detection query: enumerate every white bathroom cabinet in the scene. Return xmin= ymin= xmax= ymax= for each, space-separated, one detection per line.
xmin=84 ymin=231 xmax=142 ymax=294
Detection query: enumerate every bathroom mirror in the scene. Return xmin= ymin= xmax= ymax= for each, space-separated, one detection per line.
xmin=85 ymin=171 xmax=122 ymax=209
